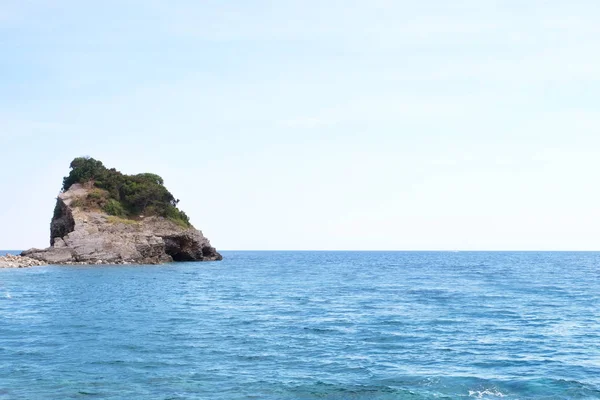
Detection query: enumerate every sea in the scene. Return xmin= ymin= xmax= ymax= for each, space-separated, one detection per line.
xmin=1 ymin=251 xmax=600 ymax=399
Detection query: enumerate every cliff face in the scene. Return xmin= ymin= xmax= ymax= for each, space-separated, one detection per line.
xmin=22 ymin=184 xmax=222 ymax=265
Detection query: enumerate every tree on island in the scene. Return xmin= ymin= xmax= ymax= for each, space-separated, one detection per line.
xmin=61 ymin=157 xmax=191 ymax=227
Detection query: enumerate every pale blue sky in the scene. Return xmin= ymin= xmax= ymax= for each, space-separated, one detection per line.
xmin=1 ymin=1 xmax=600 ymax=250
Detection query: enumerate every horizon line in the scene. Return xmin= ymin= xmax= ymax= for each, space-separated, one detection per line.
xmin=211 ymin=249 xmax=600 ymax=252
xmin=4 ymin=249 xmax=600 ymax=253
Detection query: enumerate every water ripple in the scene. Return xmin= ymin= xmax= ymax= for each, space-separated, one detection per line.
xmin=1 ymin=251 xmax=600 ymax=399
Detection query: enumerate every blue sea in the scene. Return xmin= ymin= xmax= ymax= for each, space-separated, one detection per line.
xmin=1 ymin=251 xmax=600 ymax=399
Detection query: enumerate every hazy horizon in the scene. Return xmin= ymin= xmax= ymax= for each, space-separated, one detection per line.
xmin=2 ymin=1 xmax=600 ymax=251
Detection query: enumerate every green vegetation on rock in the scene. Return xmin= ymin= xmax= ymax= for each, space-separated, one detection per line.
xmin=62 ymin=157 xmax=191 ymax=227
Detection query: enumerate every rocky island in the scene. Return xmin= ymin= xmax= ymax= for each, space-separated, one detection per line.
xmin=9 ymin=157 xmax=221 ymax=267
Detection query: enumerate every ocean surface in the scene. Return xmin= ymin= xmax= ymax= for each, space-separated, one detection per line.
xmin=1 ymin=251 xmax=600 ymax=399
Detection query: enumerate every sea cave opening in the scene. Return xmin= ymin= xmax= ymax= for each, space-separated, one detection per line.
xmin=163 ymin=236 xmax=195 ymax=261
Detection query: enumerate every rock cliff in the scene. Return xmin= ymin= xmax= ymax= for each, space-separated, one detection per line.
xmin=20 ymin=158 xmax=222 ymax=265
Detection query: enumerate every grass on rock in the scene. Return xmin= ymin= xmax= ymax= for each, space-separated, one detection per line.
xmin=62 ymin=157 xmax=192 ymax=228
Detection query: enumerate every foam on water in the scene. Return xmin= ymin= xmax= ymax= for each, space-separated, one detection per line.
xmin=1 ymin=251 xmax=600 ymax=399
xmin=469 ymin=388 xmax=506 ymax=398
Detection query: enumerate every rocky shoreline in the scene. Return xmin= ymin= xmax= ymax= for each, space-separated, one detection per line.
xmin=0 ymin=254 xmax=47 ymax=268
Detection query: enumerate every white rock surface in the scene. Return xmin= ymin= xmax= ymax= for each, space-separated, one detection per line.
xmin=0 ymin=254 xmax=46 ymax=268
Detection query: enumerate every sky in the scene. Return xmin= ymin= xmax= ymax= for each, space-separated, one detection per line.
xmin=1 ymin=0 xmax=600 ymax=250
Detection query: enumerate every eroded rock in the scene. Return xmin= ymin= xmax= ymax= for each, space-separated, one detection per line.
xmin=21 ymin=184 xmax=222 ymax=265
